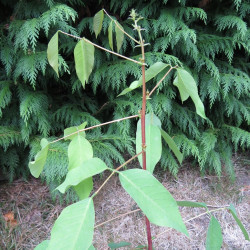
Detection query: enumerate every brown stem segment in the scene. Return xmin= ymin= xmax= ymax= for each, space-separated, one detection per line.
xmin=139 ymin=32 xmax=153 ymax=250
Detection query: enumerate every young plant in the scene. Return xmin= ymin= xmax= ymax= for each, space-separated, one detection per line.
xmin=29 ymin=10 xmax=249 ymax=250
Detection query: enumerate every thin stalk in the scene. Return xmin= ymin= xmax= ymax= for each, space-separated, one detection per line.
xmin=153 ymin=207 xmax=227 ymax=239
xmin=50 ymin=114 xmax=139 ymax=144
xmin=103 ymin=9 xmax=140 ymax=45
xmin=91 ymin=151 xmax=143 ymax=198
xmin=95 ymin=208 xmax=141 ymax=228
xmin=58 ymin=30 xmax=144 ymax=65
xmin=137 ymin=25 xmax=153 ymax=250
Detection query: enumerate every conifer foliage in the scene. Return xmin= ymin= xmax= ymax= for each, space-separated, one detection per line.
xmin=0 ymin=0 xmax=249 ymax=184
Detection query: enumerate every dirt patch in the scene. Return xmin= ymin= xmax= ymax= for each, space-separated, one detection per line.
xmin=0 ymin=158 xmax=249 ymax=249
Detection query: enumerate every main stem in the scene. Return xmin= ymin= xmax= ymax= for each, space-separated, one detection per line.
xmin=139 ymin=32 xmax=153 ymax=250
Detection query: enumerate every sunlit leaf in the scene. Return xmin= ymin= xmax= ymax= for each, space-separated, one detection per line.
xmin=47 ymin=31 xmax=59 ymax=77
xmin=177 ymin=200 xmax=207 ymax=208
xmin=119 ymin=169 xmax=188 ymax=235
xmin=173 ymin=68 xmax=206 ymax=119
xmin=64 ymin=122 xmax=87 ymax=141
xmin=29 ymin=138 xmax=49 ymax=178
xmin=93 ymin=10 xmax=104 ymax=38
xmin=108 ymin=241 xmax=131 ymax=249
xmin=74 ymin=177 xmax=93 ymax=200
xmin=68 ymin=135 xmax=93 ymax=170
xmin=161 ymin=129 xmax=183 ymax=164
xmin=136 ymin=114 xmax=162 ymax=173
xmin=206 ymin=216 xmax=223 ymax=250
xmin=115 ymin=21 xmax=124 ymax=53
xmin=34 ymin=240 xmax=49 ymax=250
xmin=228 ymin=204 xmax=249 ymax=240
xmin=118 ymin=62 xmax=170 ymax=96
xmin=74 ymin=39 xmax=95 ymax=88
xmin=108 ymin=21 xmax=114 ymax=50
xmin=48 ymin=198 xmax=94 ymax=250
xmin=57 ymin=158 xmax=108 ymax=193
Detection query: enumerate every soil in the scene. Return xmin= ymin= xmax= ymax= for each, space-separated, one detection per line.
xmin=0 ymin=157 xmax=249 ymax=250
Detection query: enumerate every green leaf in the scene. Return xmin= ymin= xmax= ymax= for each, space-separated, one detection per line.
xmin=74 ymin=39 xmax=95 ymax=88
xmin=206 ymin=216 xmax=223 ymax=250
xmin=136 ymin=125 xmax=162 ymax=174
xmin=108 ymin=21 xmax=114 ymax=51
xmin=29 ymin=138 xmax=49 ymax=178
xmin=173 ymin=68 xmax=206 ymax=119
xmin=118 ymin=62 xmax=170 ymax=96
xmin=88 ymin=245 xmax=96 ymax=250
xmin=68 ymin=135 xmax=93 ymax=170
xmin=48 ymin=198 xmax=94 ymax=250
xmin=57 ymin=158 xmax=108 ymax=193
xmin=47 ymin=31 xmax=59 ymax=77
xmin=64 ymin=122 xmax=87 ymax=141
xmin=93 ymin=10 xmax=104 ymax=38
xmin=119 ymin=169 xmax=188 ymax=235
xmin=228 ymin=204 xmax=249 ymax=240
xmin=115 ymin=21 xmax=124 ymax=53
xmin=161 ymin=129 xmax=183 ymax=164
xmin=34 ymin=240 xmax=49 ymax=250
xmin=74 ymin=177 xmax=93 ymax=200
xmin=108 ymin=241 xmax=131 ymax=249
xmin=177 ymin=200 xmax=207 ymax=208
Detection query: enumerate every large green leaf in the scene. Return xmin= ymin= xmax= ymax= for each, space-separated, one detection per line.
xmin=136 ymin=115 xmax=162 ymax=173
xmin=118 ymin=62 xmax=170 ymax=96
xmin=64 ymin=122 xmax=87 ymax=141
xmin=177 ymin=200 xmax=207 ymax=208
xmin=119 ymin=169 xmax=188 ymax=235
xmin=48 ymin=198 xmax=94 ymax=250
xmin=108 ymin=21 xmax=114 ymax=50
xmin=74 ymin=39 xmax=95 ymax=88
xmin=228 ymin=204 xmax=249 ymax=240
xmin=68 ymin=135 xmax=93 ymax=170
xmin=93 ymin=10 xmax=104 ymax=38
xmin=74 ymin=177 xmax=93 ymax=200
xmin=34 ymin=240 xmax=49 ymax=250
xmin=29 ymin=138 xmax=49 ymax=178
xmin=161 ymin=129 xmax=183 ymax=164
xmin=173 ymin=68 xmax=206 ymax=119
xmin=47 ymin=31 xmax=59 ymax=77
xmin=57 ymin=158 xmax=108 ymax=193
xmin=115 ymin=21 xmax=124 ymax=53
xmin=205 ymin=216 xmax=223 ymax=250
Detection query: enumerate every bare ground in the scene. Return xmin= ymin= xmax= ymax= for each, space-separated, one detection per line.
xmin=0 ymin=156 xmax=249 ymax=250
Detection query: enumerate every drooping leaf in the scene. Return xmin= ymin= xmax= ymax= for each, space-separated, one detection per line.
xmin=177 ymin=200 xmax=207 ymax=208
xmin=108 ymin=241 xmax=131 ymax=249
xmin=228 ymin=204 xmax=249 ymax=240
xmin=74 ymin=177 xmax=93 ymax=200
xmin=173 ymin=68 xmax=206 ymax=119
xmin=74 ymin=39 xmax=95 ymax=88
xmin=29 ymin=138 xmax=49 ymax=178
xmin=48 ymin=198 xmax=94 ymax=250
xmin=161 ymin=129 xmax=183 ymax=164
xmin=34 ymin=240 xmax=49 ymax=250
xmin=57 ymin=158 xmax=108 ymax=193
xmin=108 ymin=21 xmax=114 ymax=50
xmin=206 ymin=216 xmax=223 ymax=250
xmin=119 ymin=169 xmax=188 ymax=235
xmin=93 ymin=10 xmax=104 ymax=38
xmin=47 ymin=31 xmax=59 ymax=77
xmin=115 ymin=21 xmax=124 ymax=53
xmin=136 ymin=115 xmax=162 ymax=173
xmin=118 ymin=62 xmax=170 ymax=96
xmin=68 ymin=135 xmax=93 ymax=170
xmin=64 ymin=122 xmax=87 ymax=141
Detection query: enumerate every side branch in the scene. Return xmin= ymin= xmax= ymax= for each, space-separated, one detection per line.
xmin=58 ymin=30 xmax=144 ymax=65
xmin=50 ymin=114 xmax=139 ymax=144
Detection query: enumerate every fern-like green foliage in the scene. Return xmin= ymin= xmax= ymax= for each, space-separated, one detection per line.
xmin=0 ymin=0 xmax=249 ymax=190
